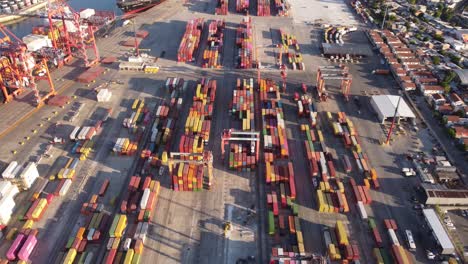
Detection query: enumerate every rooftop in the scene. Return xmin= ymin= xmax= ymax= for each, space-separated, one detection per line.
xmin=370 ymin=95 xmax=416 ymax=118
xmin=453 ymin=69 xmax=468 ymax=85
xmin=321 ymin=43 xmax=373 ymax=56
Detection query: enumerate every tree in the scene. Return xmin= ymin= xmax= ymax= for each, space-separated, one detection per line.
xmin=389 ymin=15 xmax=397 ymax=21
xmin=434 ymin=34 xmax=444 ymax=42
xmin=449 ymin=54 xmax=461 ymax=65
xmin=433 ymin=56 xmax=441 ymax=65
xmin=442 ymin=83 xmax=451 ymax=94
xmin=447 ymin=128 xmax=456 ymax=138
xmin=408 ymin=0 xmax=416 ymax=4
xmin=441 ymin=7 xmax=454 ymax=21
xmin=434 ymin=9 xmax=442 ymax=18
xmin=405 ymin=22 xmax=411 ymax=28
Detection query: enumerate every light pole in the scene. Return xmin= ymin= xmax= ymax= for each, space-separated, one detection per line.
xmin=385 ymin=94 xmax=402 ymax=145
xmin=381 ymin=3 xmax=389 ymax=30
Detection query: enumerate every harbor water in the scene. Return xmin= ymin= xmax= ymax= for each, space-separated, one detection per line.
xmin=6 ymin=0 xmax=122 ymax=38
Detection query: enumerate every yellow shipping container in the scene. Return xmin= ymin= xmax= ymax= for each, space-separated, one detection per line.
xmin=23 ymin=220 xmax=33 ymax=230
xmin=112 ymin=237 xmax=121 ymax=249
xmin=32 ymin=198 xmax=47 ymax=220
xmin=114 ymin=215 xmax=127 ymax=238
xmin=338 ymin=182 xmax=345 ymax=193
xmin=296 ymin=231 xmax=304 ymax=244
xmin=63 ymin=249 xmax=77 ymax=264
xmin=124 ymin=249 xmax=135 ymax=264
xmin=317 ymin=130 xmax=324 ymax=142
xmin=370 ymin=168 xmax=378 ymax=180
xmin=364 ymin=179 xmax=371 ymax=189
xmin=335 ymin=221 xmax=349 ymax=246
xmin=298 ymin=242 xmax=305 ymax=254
xmin=6 ymin=228 xmax=17 ymax=240
xmin=132 ymin=99 xmax=139 ymax=110
xmin=326 ymin=111 xmax=333 ymax=120
xmin=64 ymin=158 xmax=73 ymax=168
xmin=324 ymin=182 xmax=331 ymax=192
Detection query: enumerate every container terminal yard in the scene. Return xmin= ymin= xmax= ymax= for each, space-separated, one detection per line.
xmin=0 ymin=0 xmax=465 ymax=263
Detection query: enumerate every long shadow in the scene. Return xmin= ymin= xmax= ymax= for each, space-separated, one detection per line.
xmin=137 ymin=20 xmax=189 ymax=62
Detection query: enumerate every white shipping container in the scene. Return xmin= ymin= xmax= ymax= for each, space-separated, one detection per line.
xmin=79 ymin=8 xmax=95 ymax=19
xmin=140 ymin=188 xmax=150 ymax=210
xmin=134 ymin=222 xmax=142 ymax=240
xmin=123 ymin=238 xmax=132 ymax=251
xmin=106 ymin=237 xmax=114 ymax=250
xmin=0 ymin=181 xmax=12 ymax=198
xmin=388 ymin=229 xmax=400 ymax=246
xmin=70 ymin=126 xmax=81 ymax=141
xmin=19 ymin=162 xmax=39 ymax=189
xmin=2 ymin=184 xmax=19 ymax=201
xmin=59 ymin=179 xmax=72 ymax=196
xmin=2 ymin=161 xmax=18 ymax=179
xmin=87 ymin=228 xmax=95 ymax=241
xmin=357 ymin=201 xmax=368 ymax=220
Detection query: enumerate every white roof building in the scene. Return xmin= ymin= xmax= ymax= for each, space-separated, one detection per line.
xmin=370 ymin=95 xmax=416 ymax=123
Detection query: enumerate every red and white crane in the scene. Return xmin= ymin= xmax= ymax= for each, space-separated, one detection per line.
xmin=47 ymin=0 xmax=100 ymax=67
xmin=0 ymin=24 xmax=55 ymax=106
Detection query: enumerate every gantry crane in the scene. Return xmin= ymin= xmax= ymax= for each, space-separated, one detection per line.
xmin=47 ymin=0 xmax=100 ymax=67
xmin=316 ymin=66 xmax=352 ymax=101
xmin=167 ymin=151 xmax=213 ymax=190
xmin=221 ymin=129 xmax=260 ymax=162
xmin=0 ymin=24 xmax=55 ymax=106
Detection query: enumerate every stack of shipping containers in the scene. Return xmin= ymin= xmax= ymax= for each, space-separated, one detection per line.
xmin=177 ymin=18 xmax=204 ymax=62
xmin=385 ymin=219 xmax=413 ymax=264
xmin=236 ymin=17 xmax=253 ymax=69
xmin=273 ymin=0 xmax=289 ymax=16
xmin=279 ymin=29 xmax=304 ymax=71
xmin=215 ymin=0 xmax=228 ymax=15
xmin=235 ymin=0 xmax=249 ymax=13
xmin=260 ymin=78 xmax=308 ymax=258
xmin=257 ymin=0 xmax=270 ymax=16
xmin=230 ymin=78 xmax=255 ymax=131
xmin=300 ymin=124 xmax=349 ymax=214
xmin=202 ymin=20 xmax=225 ymax=69
xmin=228 ymin=78 xmax=257 ymax=171
xmin=322 ymin=221 xmax=361 ymax=261
xmin=173 ymin=79 xmax=217 ymax=191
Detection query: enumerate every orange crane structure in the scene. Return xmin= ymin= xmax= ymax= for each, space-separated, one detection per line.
xmin=47 ymin=0 xmax=100 ymax=67
xmin=0 ymin=24 xmax=55 ymax=106
xmin=316 ymin=65 xmax=352 ymax=101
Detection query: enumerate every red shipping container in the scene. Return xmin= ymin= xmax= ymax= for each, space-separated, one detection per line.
xmin=272 ymin=192 xmax=279 ymax=216
xmin=353 ymin=186 xmax=362 ymax=202
xmin=391 ymin=219 xmax=398 ymax=230
xmin=372 ymin=178 xmax=380 ymax=189
xmin=392 ymin=245 xmax=405 ymax=264
xmin=78 ymin=239 xmax=87 ymax=253
xmin=351 ymin=244 xmax=360 ymax=260
xmin=99 ymin=179 xmax=110 ymax=196
xmin=327 ymin=161 xmax=336 ymax=177
xmin=71 ymin=237 xmax=81 ymax=249
xmin=344 ymin=245 xmax=353 ymax=260
xmin=373 ymin=228 xmax=383 ymax=247
xmin=105 ymin=249 xmax=117 ymax=264
xmin=384 ymin=219 xmax=392 ymax=230
xmin=363 ymin=187 xmax=372 ymax=204
xmin=349 ymin=178 xmax=356 ymax=186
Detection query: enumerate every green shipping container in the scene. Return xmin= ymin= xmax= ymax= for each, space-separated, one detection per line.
xmin=292 ymin=202 xmax=299 ymax=216
xmin=286 ymin=197 xmax=292 ymax=207
xmin=373 ymin=248 xmax=384 ymax=264
xmin=94 ymin=212 xmax=104 ymax=230
xmin=66 ymin=236 xmax=75 ymax=249
xmin=77 ymin=252 xmax=87 ymax=264
xmin=268 ymin=211 xmax=275 ymax=235
xmin=109 ymin=214 xmax=120 ymax=237
xmin=380 ymin=248 xmax=393 ymax=264
xmin=89 ymin=214 xmax=98 ymax=230
xmin=144 ymin=210 xmax=151 ymax=221
xmin=368 ymin=217 xmax=376 ymax=229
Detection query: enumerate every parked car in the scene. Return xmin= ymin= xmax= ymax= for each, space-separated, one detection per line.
xmin=426 ymin=250 xmax=436 ymax=260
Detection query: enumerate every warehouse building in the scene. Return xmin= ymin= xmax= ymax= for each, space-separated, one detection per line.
xmin=423 ymin=209 xmax=455 ymax=255
xmin=370 ymin=95 xmax=416 ymax=123
xmin=422 ymin=184 xmax=468 ymax=206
